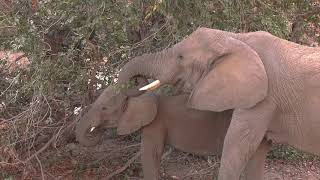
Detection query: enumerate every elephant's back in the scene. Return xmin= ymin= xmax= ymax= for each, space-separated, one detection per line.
xmin=158 ymin=95 xmax=232 ymax=155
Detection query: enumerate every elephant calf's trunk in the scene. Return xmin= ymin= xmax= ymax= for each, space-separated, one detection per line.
xmin=75 ymin=118 xmax=101 ymax=146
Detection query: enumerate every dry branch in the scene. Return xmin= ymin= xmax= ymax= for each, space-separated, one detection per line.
xmin=104 ymin=150 xmax=142 ymax=180
xmin=35 ymin=155 xmax=45 ymax=180
xmin=0 ymin=119 xmax=77 ymax=167
xmin=91 ymin=143 xmax=141 ymax=164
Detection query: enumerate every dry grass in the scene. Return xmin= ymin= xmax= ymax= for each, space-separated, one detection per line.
xmin=0 ymin=94 xmax=76 ymax=179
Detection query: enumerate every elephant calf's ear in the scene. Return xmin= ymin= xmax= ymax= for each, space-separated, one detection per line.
xmin=117 ymin=94 xmax=158 ymax=135
xmin=189 ymin=37 xmax=268 ymax=111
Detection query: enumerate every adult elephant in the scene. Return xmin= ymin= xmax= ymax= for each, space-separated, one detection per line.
xmin=113 ymin=27 xmax=320 ymax=180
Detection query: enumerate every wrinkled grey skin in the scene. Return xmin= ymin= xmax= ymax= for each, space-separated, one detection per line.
xmin=75 ymin=86 xmax=125 ymax=146
xmin=75 ymin=77 xmax=148 ymax=146
xmin=75 ymin=88 xmax=271 ymax=180
xmin=116 ymin=27 xmax=320 ymax=180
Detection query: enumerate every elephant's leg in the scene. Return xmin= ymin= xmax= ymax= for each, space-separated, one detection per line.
xmin=218 ymin=101 xmax=275 ymax=180
xmin=243 ymin=138 xmax=272 ymax=180
xmin=141 ymin=126 xmax=166 ymax=180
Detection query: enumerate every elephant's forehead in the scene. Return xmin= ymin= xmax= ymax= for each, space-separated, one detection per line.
xmin=176 ymin=33 xmax=217 ymax=50
xmin=174 ymin=38 xmax=202 ymax=52
xmin=179 ymin=28 xmax=224 ymax=47
xmin=97 ymin=87 xmax=119 ymax=102
xmin=101 ymin=85 xmax=122 ymax=96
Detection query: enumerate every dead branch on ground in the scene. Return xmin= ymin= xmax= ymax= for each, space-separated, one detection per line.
xmin=91 ymin=143 xmax=141 ymax=164
xmin=104 ymin=150 xmax=142 ymax=180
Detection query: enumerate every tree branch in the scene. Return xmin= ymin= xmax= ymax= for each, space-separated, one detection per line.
xmin=103 ymin=150 xmax=141 ymax=180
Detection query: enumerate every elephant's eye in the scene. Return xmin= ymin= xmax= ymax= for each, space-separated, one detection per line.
xmin=178 ymin=55 xmax=183 ymax=60
xmin=102 ymin=107 xmax=107 ymax=111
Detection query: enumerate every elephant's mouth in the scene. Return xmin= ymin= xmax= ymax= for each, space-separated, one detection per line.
xmin=173 ymin=79 xmax=193 ymax=93
xmin=103 ymin=123 xmax=117 ymax=129
xmin=90 ymin=121 xmax=117 ymax=134
xmin=86 ymin=126 xmax=104 ymax=137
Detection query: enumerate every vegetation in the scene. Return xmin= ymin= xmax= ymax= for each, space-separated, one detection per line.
xmin=1 ymin=0 xmax=319 ymax=178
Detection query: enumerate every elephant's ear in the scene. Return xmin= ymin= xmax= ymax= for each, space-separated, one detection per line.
xmin=117 ymin=93 xmax=158 ymax=135
xmin=189 ymin=37 xmax=268 ymax=111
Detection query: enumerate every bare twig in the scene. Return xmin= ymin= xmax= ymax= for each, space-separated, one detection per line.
xmin=160 ymin=147 xmax=173 ymax=164
xmin=24 ymin=120 xmax=76 ymax=163
xmin=181 ymin=161 xmax=218 ymax=179
xmin=35 ymin=155 xmax=45 ymax=180
xmin=91 ymin=143 xmax=141 ymax=164
xmin=0 ymin=73 xmax=20 ymax=97
xmin=45 ymin=15 xmax=63 ymax=32
xmin=290 ymin=7 xmax=320 ymax=42
xmin=103 ymin=150 xmax=142 ymax=180
xmin=294 ymin=7 xmax=320 ymax=19
xmin=0 ymin=119 xmax=77 ymax=166
xmin=107 ymin=20 xmax=169 ymax=58
xmin=255 ymin=0 xmax=284 ymax=15
xmin=44 ymin=170 xmax=56 ymax=179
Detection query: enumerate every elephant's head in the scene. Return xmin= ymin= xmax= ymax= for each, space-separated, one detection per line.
xmin=75 ymin=79 xmax=158 ymax=146
xmin=118 ymin=27 xmax=268 ymax=112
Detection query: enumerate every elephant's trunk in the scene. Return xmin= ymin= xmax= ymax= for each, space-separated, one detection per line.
xmin=118 ymin=49 xmax=176 ymax=90
xmin=75 ymin=113 xmax=101 ymax=146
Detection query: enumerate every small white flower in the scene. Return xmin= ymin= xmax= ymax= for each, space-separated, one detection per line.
xmin=96 ymin=83 xmax=102 ymax=90
xmin=121 ymin=53 xmax=127 ymax=58
xmin=95 ymin=72 xmax=105 ymax=81
xmin=73 ymin=106 xmax=82 ymax=115
xmin=0 ymin=102 xmax=5 ymax=110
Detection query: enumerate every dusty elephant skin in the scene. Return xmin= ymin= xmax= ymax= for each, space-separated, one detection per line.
xmin=116 ymin=27 xmax=320 ymax=180
xmin=75 ymin=87 xmax=271 ymax=180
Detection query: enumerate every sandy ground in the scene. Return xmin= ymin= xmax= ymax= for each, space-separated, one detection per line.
xmin=4 ymin=129 xmax=319 ymax=180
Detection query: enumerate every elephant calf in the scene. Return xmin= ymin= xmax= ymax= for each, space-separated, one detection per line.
xmin=75 ymin=87 xmax=270 ymax=179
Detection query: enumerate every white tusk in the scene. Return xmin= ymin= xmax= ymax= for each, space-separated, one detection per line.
xmin=139 ymin=80 xmax=161 ymax=91
xmin=90 ymin=127 xmax=95 ymax=132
